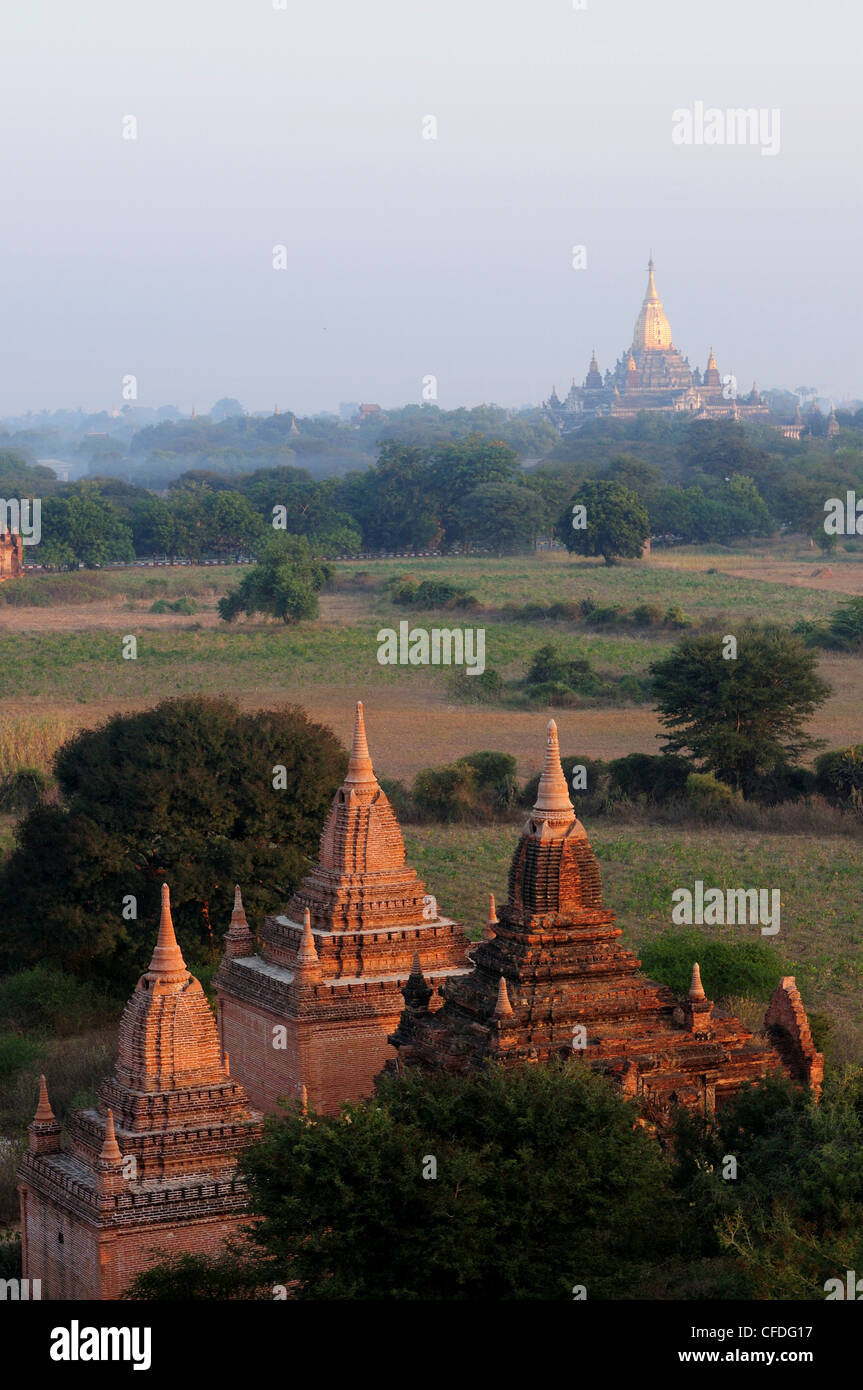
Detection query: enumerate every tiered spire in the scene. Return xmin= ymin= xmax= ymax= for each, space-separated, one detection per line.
xmin=344 ymin=701 xmax=376 ymax=786
xmin=224 ymin=885 xmax=254 ymax=958
xmin=689 ymin=962 xmax=706 ymax=1002
xmin=493 ymin=976 xmax=514 ymax=1020
xmin=632 ymin=257 xmax=673 ymax=351
xmin=34 ymin=1074 xmax=55 ymax=1123
xmin=146 ymin=884 xmax=188 ymax=981
xmin=533 ymin=721 xmax=574 ymax=818
xmin=484 ymin=893 xmax=498 ymax=941
xmin=295 ymin=908 xmax=321 ymax=976
xmin=99 ymin=1109 xmax=122 ymax=1164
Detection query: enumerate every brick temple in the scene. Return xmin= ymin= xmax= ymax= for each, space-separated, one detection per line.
xmin=213 ymin=702 xmax=471 ymax=1114
xmin=18 ymin=885 xmax=262 ymax=1300
xmin=0 ymin=527 xmax=23 ymax=581
xmin=390 ymin=720 xmax=823 ymax=1120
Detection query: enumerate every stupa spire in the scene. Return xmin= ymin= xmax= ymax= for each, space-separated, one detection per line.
xmin=493 ymin=975 xmax=514 ymax=1020
xmin=484 ymin=892 xmax=498 ymax=941
xmin=689 ymin=962 xmax=707 ymax=1002
xmin=344 ymin=701 xmax=377 ymax=786
xmin=532 ymin=721 xmax=574 ymax=817
xmin=100 ymin=1108 xmax=123 ymax=1164
xmin=34 ymin=1073 xmax=55 ymax=1123
xmin=147 ymin=884 xmax=188 ymax=980
xmin=296 ymin=908 xmax=319 ymax=967
xmin=632 ymin=256 xmax=673 ymax=351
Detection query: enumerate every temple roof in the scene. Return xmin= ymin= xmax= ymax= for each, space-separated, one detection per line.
xmin=632 ymin=257 xmax=673 ymax=352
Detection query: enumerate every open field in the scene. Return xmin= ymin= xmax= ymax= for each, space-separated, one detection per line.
xmin=0 ymin=549 xmax=859 ymax=778
xmin=405 ymin=821 xmax=863 ymax=1056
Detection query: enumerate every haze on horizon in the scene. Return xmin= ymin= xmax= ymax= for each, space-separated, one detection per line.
xmin=0 ymin=0 xmax=860 ymax=419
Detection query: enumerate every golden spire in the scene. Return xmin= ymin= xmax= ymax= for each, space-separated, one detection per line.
xmin=34 ymin=1074 xmax=55 ymax=1124
xmin=493 ymin=975 xmax=514 ymax=1020
xmin=632 ymin=256 xmax=673 ymax=352
xmin=147 ymin=884 xmax=188 ymax=981
xmin=100 ymin=1109 xmax=123 ymax=1164
xmin=532 ymin=721 xmax=574 ymax=817
xmin=344 ymin=701 xmax=376 ymax=786
xmin=689 ymin=962 xmax=707 ymax=1002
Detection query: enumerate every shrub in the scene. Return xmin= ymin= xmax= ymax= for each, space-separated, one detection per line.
xmin=607 ymin=753 xmax=691 ymax=803
xmin=149 ymin=596 xmax=198 ymax=615
xmin=449 ymin=667 xmax=505 ymax=703
xmin=378 ymin=778 xmax=416 ymax=822
xmin=0 ymin=967 xmax=119 ymax=1035
xmin=0 ymin=1033 xmax=43 ymax=1079
xmin=633 ymin=603 xmax=664 ymax=626
xmin=747 ymin=763 xmax=815 ymax=806
xmin=639 ymin=928 xmax=787 ymax=1003
xmin=814 ymin=745 xmax=863 ymax=811
xmin=584 ymin=605 xmax=624 ymax=626
xmin=390 ymin=578 xmax=478 ymax=610
xmin=0 ymin=767 xmax=48 ymax=813
xmin=664 ymin=604 xmax=692 ymax=628
xmin=685 ymin=771 xmax=740 ymax=808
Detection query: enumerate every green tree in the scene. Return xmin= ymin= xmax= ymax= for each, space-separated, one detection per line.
xmin=218 ymin=535 xmax=331 ymax=624
xmin=456 ymin=480 xmax=549 ymax=553
xmin=560 ymin=479 xmax=649 ymax=565
xmin=127 ymin=1063 xmax=681 ymax=1301
xmin=36 ymin=493 xmax=135 ymax=568
xmin=650 ymin=626 xmax=830 ymax=795
xmin=0 ymin=697 xmax=346 ymax=983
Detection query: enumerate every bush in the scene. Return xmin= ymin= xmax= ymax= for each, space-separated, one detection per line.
xmin=526 ymin=643 xmax=593 ymax=690
xmin=149 ymin=597 xmax=198 ymax=615
xmin=0 ymin=767 xmax=48 ymax=813
xmin=0 ymin=967 xmax=118 ymax=1035
xmin=607 ymin=753 xmax=691 ymax=804
xmin=0 ymin=1033 xmax=43 ymax=1079
xmin=390 ymin=578 xmax=479 ymax=610
xmin=664 ymin=604 xmax=692 ymax=628
xmin=584 ymin=605 xmax=624 ymax=626
xmin=639 ymin=928 xmax=786 ymax=1003
xmin=378 ymin=777 xmax=416 ymax=822
xmin=747 ymin=762 xmax=815 ymax=807
xmin=814 ymin=745 xmax=863 ymax=811
xmin=412 ymin=751 xmax=519 ymax=822
xmin=633 ymin=603 xmax=664 ymax=626
xmin=449 ymin=667 xmax=505 ymax=703
xmin=685 ymin=771 xmax=740 ymax=808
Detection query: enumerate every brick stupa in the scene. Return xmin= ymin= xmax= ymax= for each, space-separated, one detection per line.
xmin=214 ymin=702 xmax=471 ymax=1114
xmin=390 ymin=720 xmax=823 ymax=1119
xmin=18 ymin=885 xmax=262 ymax=1300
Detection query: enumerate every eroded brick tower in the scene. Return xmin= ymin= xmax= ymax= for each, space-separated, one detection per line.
xmin=18 ymin=885 xmax=262 ymax=1300
xmin=214 ymin=702 xmax=471 ymax=1114
xmin=391 ymin=720 xmax=823 ymax=1121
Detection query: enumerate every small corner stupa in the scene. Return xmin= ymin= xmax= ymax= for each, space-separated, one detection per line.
xmin=18 ymin=885 xmax=262 ymax=1300
xmin=213 ymin=702 xmax=472 ymax=1115
xmin=390 ymin=720 xmax=823 ymax=1120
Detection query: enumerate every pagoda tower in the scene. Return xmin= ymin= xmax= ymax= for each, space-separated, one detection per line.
xmin=703 ymin=347 xmax=722 ymax=390
xmin=18 ymin=886 xmax=262 ymax=1300
xmin=214 ymin=702 xmax=471 ymax=1114
xmin=390 ymin=721 xmax=823 ymax=1121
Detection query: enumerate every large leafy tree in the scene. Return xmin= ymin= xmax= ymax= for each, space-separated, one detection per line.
xmin=36 ymin=493 xmax=135 ymax=568
xmin=560 ymin=478 xmax=649 ymax=565
xmin=650 ymin=626 xmax=830 ymax=795
xmin=217 ymin=535 xmax=331 ymax=624
xmin=127 ymin=1062 xmax=680 ymax=1301
xmin=0 ymin=697 xmax=346 ymax=983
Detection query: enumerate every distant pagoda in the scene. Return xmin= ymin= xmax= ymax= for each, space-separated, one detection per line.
xmin=550 ymin=258 xmax=769 ymax=429
xmin=214 ymin=702 xmax=472 ymax=1115
xmin=390 ymin=721 xmax=822 ymax=1121
xmin=18 ymin=886 xmax=262 ymax=1300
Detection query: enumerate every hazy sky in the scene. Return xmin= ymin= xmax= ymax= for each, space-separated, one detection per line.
xmin=1 ymin=0 xmax=861 ymax=416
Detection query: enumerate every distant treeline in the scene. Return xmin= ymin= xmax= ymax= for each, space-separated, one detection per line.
xmin=1 ymin=415 xmax=861 ymax=568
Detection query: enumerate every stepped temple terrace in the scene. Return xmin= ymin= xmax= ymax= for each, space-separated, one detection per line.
xmin=20 ymin=707 xmax=823 ymax=1298
xmin=544 ymin=257 xmax=769 ymax=428
xmin=389 ymin=720 xmax=822 ymax=1121
xmin=213 ymin=702 xmax=472 ymax=1114
xmin=18 ymin=886 xmax=262 ymax=1301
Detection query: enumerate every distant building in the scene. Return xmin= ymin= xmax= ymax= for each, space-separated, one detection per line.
xmin=0 ymin=529 xmax=23 ymax=580
xmin=545 ymin=259 xmax=770 ymax=431
xmin=353 ymin=403 xmax=387 ymax=426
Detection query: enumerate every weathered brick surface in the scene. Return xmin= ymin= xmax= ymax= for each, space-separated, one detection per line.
xmin=214 ymin=703 xmax=472 ymax=1113
xmin=18 ymin=885 xmax=262 ymax=1301
xmin=391 ymin=721 xmax=824 ymax=1124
